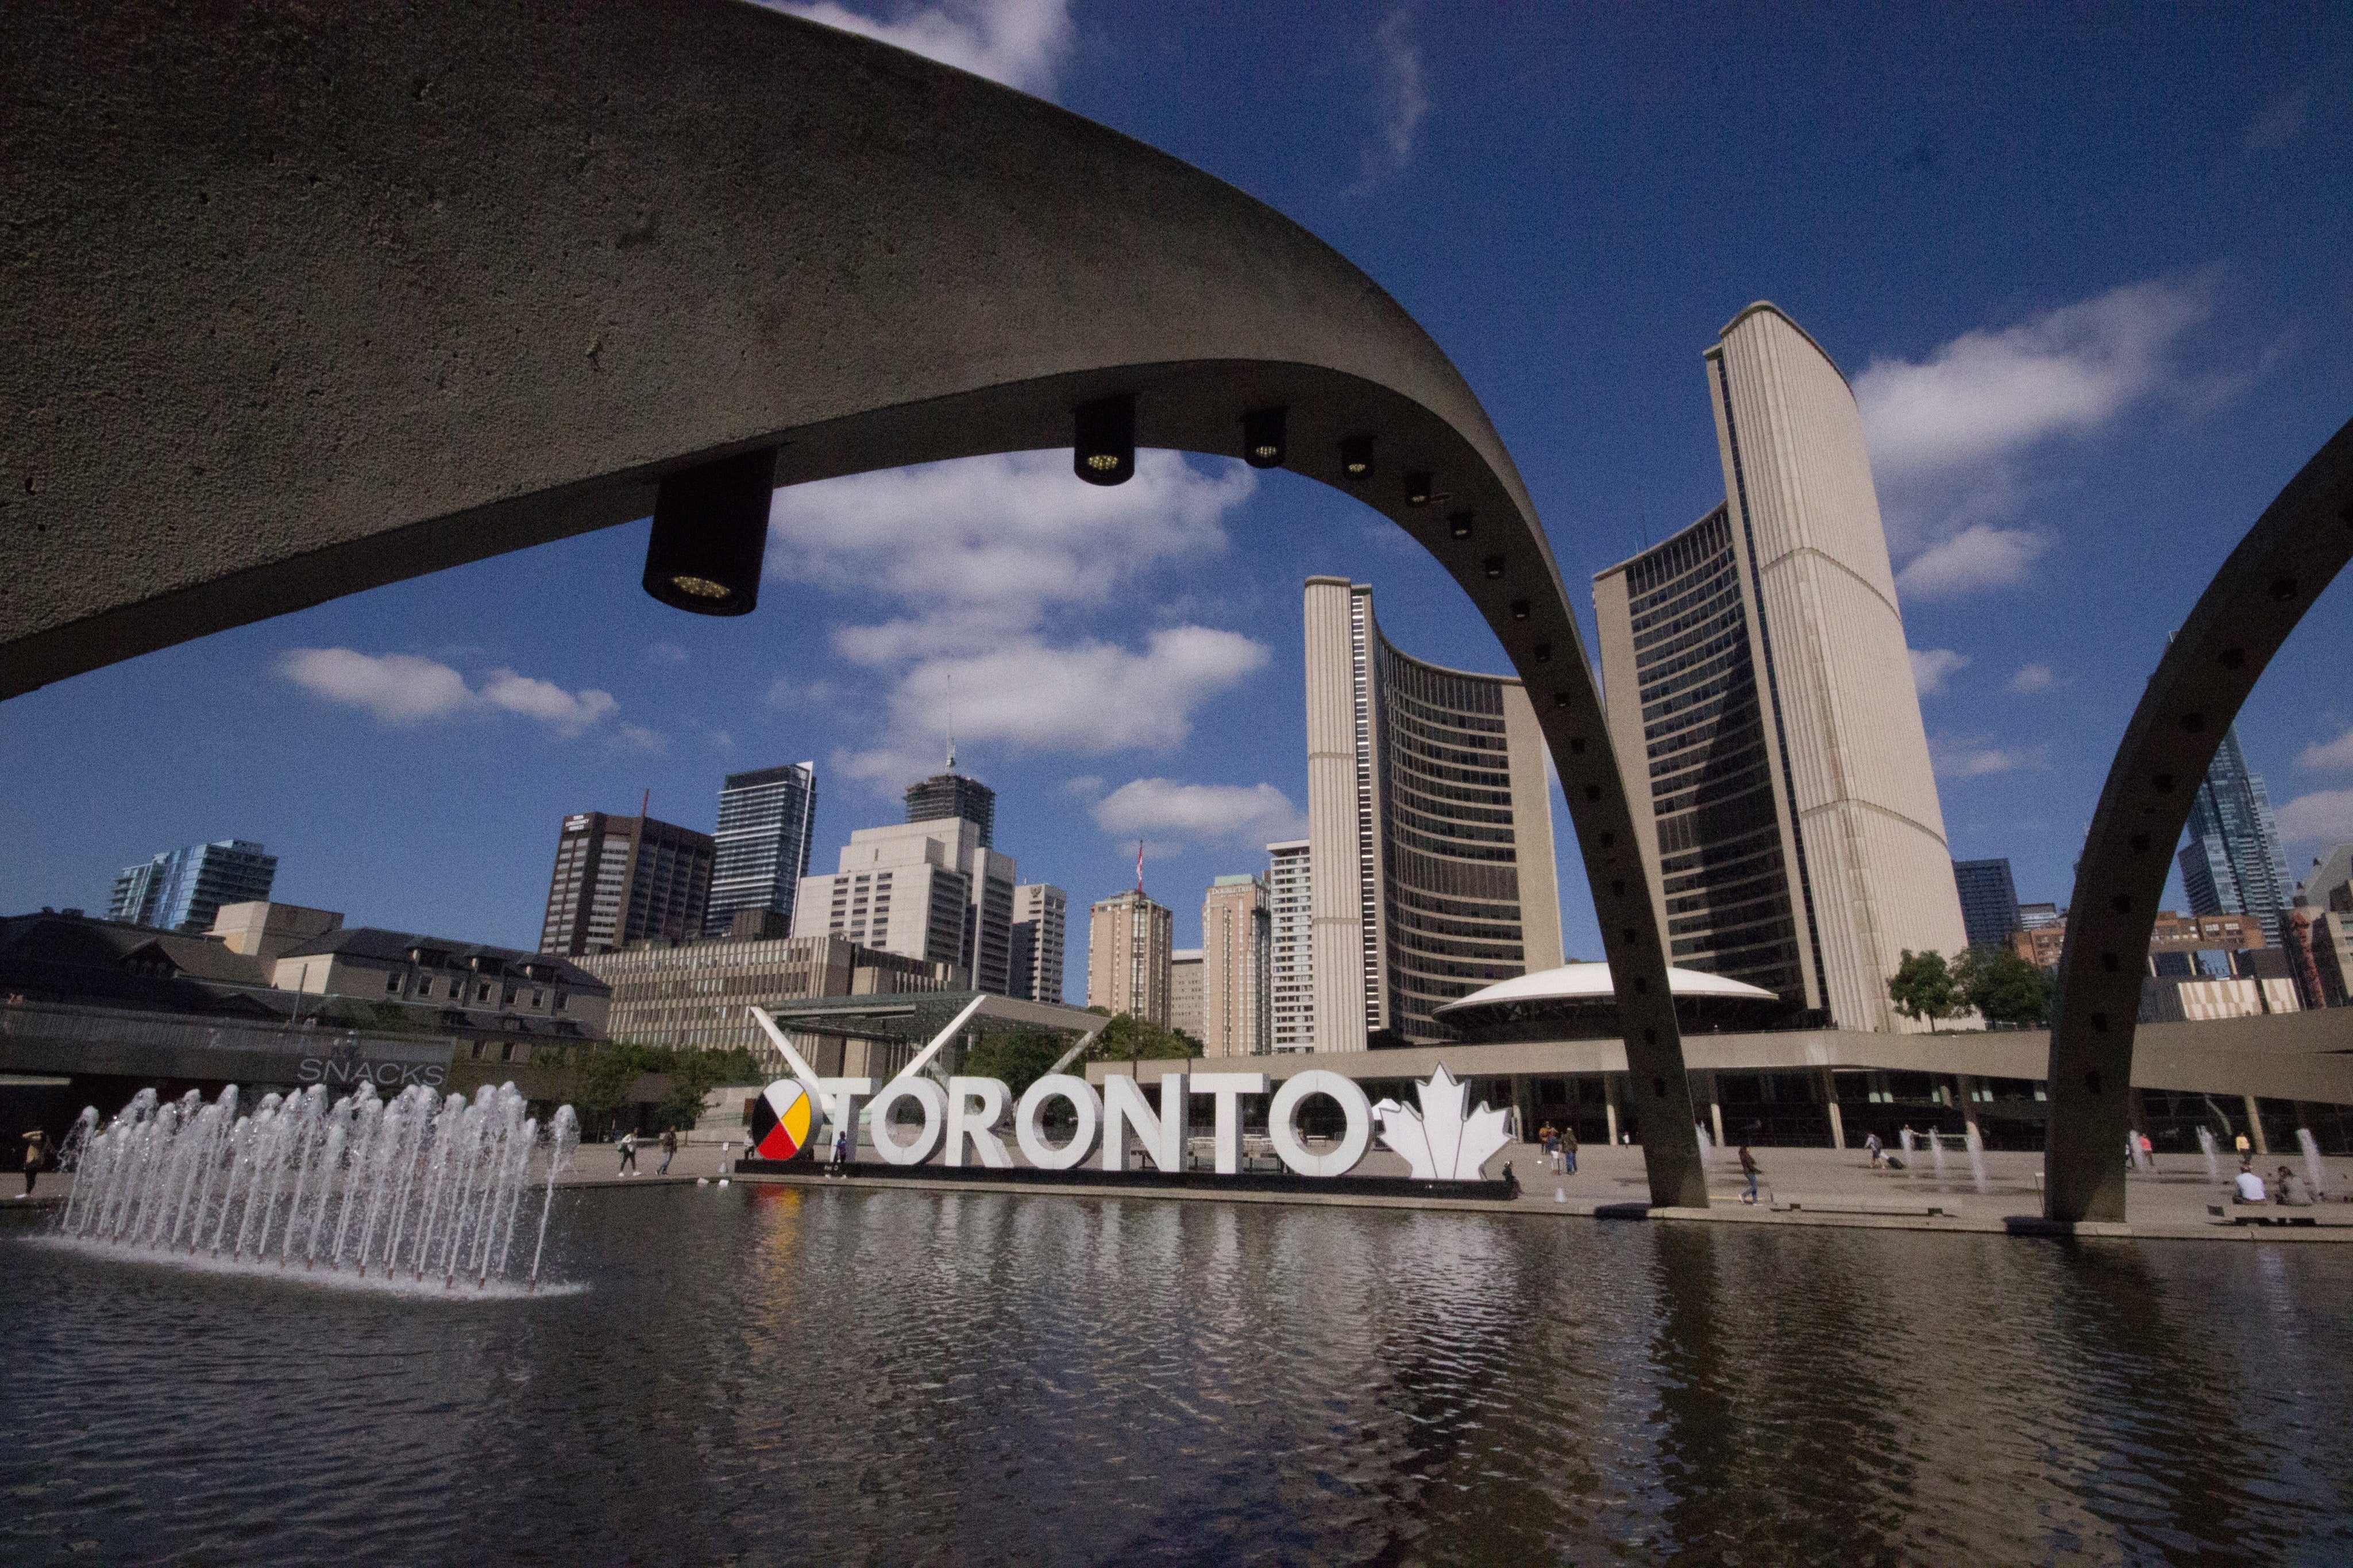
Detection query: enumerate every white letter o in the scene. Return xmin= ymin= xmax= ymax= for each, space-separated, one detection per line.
xmin=1014 ymin=1074 xmax=1101 ymax=1171
xmin=1268 ymin=1070 xmax=1371 ymax=1177
xmin=867 ymin=1077 xmax=946 ymax=1165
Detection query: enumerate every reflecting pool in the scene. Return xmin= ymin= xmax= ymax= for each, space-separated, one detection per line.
xmin=5 ymin=1184 xmax=2350 ymax=1563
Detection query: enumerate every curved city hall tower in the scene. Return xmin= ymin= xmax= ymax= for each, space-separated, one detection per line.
xmin=1304 ymin=577 xmax=1564 ymax=1049
xmin=1593 ymin=304 xmax=1970 ymax=1034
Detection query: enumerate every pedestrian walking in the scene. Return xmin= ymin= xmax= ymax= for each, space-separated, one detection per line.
xmin=1738 ymin=1145 xmax=1761 ymax=1206
xmin=2138 ymin=1132 xmax=2155 ymax=1173
xmin=20 ymin=1127 xmax=50 ymax=1198
xmin=1563 ymin=1124 xmax=1578 ymax=1176
xmin=1538 ymin=1122 xmax=1560 ymax=1175
xmin=659 ymin=1127 xmax=678 ymax=1175
xmin=1864 ymin=1131 xmax=1883 ymax=1168
xmin=618 ymin=1130 xmax=638 ymax=1176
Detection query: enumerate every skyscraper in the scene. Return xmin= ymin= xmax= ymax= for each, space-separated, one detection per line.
xmin=1592 ymin=303 xmax=1970 ymax=1033
xmin=539 ymin=813 xmax=714 ymax=956
xmin=704 ymin=762 xmax=818 ymax=939
xmin=1266 ymin=840 xmax=1314 ymax=1052
xmin=1169 ymin=949 xmax=1205 ymax=1040
xmin=1086 ymin=887 xmax=1172 ymax=1027
xmin=1007 ymin=882 xmax=1067 ymax=1002
xmin=1952 ymin=858 xmax=2023 ymax=951
xmin=905 ymin=770 xmax=996 ymax=848
xmin=1303 ymin=577 xmax=1564 ymax=1050
xmin=1201 ymin=873 xmax=1271 ymax=1057
xmin=794 ymin=816 xmax=1015 ymax=991
xmin=2178 ymin=724 xmax=2292 ymax=947
xmin=108 ymin=839 xmax=277 ymax=933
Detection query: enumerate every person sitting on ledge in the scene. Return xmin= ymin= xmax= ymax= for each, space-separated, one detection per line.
xmin=2234 ymin=1167 xmax=2269 ymax=1205
xmin=2275 ymin=1167 xmax=2310 ymax=1207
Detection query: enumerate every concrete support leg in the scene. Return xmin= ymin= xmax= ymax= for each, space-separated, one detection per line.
xmin=1604 ymin=1074 xmax=1622 ymax=1147
xmin=1958 ymin=1076 xmax=1983 ymax=1142
xmin=2244 ymin=1095 xmax=2270 ymax=1156
xmin=1706 ymin=1073 xmax=1726 ymax=1150
xmin=1822 ymin=1069 xmax=1846 ymax=1150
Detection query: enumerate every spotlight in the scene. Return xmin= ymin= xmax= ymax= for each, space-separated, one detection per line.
xmin=1447 ymin=510 xmax=1475 ymax=539
xmin=1404 ymin=472 xmax=1433 ymax=508
xmin=1339 ymin=435 xmax=1375 ymax=482
xmin=1074 ymin=395 xmax=1136 ymax=486
xmin=1482 ymin=554 xmax=1506 ymax=579
xmin=642 ymin=447 xmax=779 ymax=616
xmin=1242 ymin=407 xmax=1287 ymax=469
xmin=1509 ymin=599 xmax=1530 ymax=621
xmin=1532 ymin=642 xmax=1553 ymax=663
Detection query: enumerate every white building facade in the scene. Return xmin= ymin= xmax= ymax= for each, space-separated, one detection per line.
xmin=1267 ymin=840 xmax=1314 ymax=1052
xmin=793 ymin=816 xmax=1013 ymax=992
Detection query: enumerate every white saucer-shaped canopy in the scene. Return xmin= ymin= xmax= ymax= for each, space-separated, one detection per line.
xmin=1433 ymin=961 xmax=1778 ymax=1017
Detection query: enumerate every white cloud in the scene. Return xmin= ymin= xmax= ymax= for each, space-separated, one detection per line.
xmin=1895 ymin=524 xmax=2052 ymax=599
xmin=1372 ymin=10 xmax=1428 ymax=165
xmin=766 ymin=0 xmax=1072 ymax=95
xmin=1908 ymin=647 xmax=1970 ymax=696
xmin=1091 ymin=778 xmax=1308 ymax=849
xmin=646 ymin=641 xmax=689 ymax=666
xmin=477 ymin=670 xmax=619 ymax=735
xmin=2007 ymin=663 xmax=2058 ymax=694
xmin=2244 ymin=88 xmax=2308 ymax=152
xmin=1928 ymin=732 xmax=2046 ymax=779
xmin=2298 ymin=727 xmax=2353 ymax=774
xmin=1856 ymin=280 xmax=2209 ymax=483
xmin=2277 ymin=789 xmax=2353 ymax=845
xmin=614 ymin=723 xmax=668 ymax=755
xmin=1062 ymin=775 xmax=1106 ymax=799
xmin=280 ymin=648 xmax=621 ymax=738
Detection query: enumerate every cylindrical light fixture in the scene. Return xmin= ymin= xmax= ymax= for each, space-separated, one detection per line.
xmin=1403 ymin=472 xmax=1433 ymax=508
xmin=1242 ymin=407 xmax=1287 ymax=469
xmin=642 ymin=446 xmax=780 ymax=616
xmin=1447 ymin=509 xmax=1475 ymax=539
xmin=1074 ymin=395 xmax=1136 ymax=485
xmin=1339 ymin=435 xmax=1375 ymax=482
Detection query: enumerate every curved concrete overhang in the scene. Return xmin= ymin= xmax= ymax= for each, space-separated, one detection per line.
xmin=2 ymin=1 xmax=1713 ymax=1205
xmin=2042 ymin=415 xmax=2353 ymax=1223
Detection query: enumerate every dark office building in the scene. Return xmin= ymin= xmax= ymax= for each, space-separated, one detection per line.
xmin=905 ymin=770 xmax=996 ymax=848
xmin=539 ymin=813 xmax=713 ymax=957
xmin=2178 ymin=724 xmax=2292 ymax=947
xmin=1951 ymin=858 xmax=2022 ymax=951
xmin=704 ymin=762 xmax=819 ymax=939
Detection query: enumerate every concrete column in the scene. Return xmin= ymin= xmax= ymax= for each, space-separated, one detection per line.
xmin=1821 ymin=1069 xmax=1846 ymax=1150
xmin=2244 ymin=1095 xmax=2270 ymax=1155
xmin=1958 ymin=1075 xmax=1983 ymax=1140
xmin=1704 ymin=1072 xmax=1726 ymax=1149
xmin=1604 ymin=1073 xmax=1622 ymax=1146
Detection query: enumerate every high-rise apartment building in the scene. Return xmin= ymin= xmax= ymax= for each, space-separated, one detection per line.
xmin=1266 ymin=840 xmax=1314 ymax=1052
xmin=1170 ymin=949 xmax=1205 ymax=1040
xmin=1592 ymin=303 xmax=1970 ymax=1033
xmin=1952 ymin=858 xmax=2022 ymax=951
xmin=1200 ymin=873 xmax=1271 ymax=1057
xmin=1007 ymin=882 xmax=1067 ymax=1003
xmin=1303 ymin=577 xmax=1564 ymax=1050
xmin=1086 ymin=887 xmax=1172 ymax=1027
xmin=109 ymin=839 xmax=277 ymax=933
xmin=794 ymin=816 xmax=1013 ymax=991
xmin=539 ymin=813 xmax=714 ymax=957
xmin=704 ymin=762 xmax=818 ymax=939
xmin=2178 ymin=724 xmax=2292 ymax=947
xmin=905 ymin=770 xmax=996 ymax=848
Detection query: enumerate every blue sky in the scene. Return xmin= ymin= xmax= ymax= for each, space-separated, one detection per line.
xmin=6 ymin=1 xmax=2351 ymax=1003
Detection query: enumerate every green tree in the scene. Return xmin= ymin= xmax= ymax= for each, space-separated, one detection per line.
xmin=1886 ymin=949 xmax=1961 ymax=1026
xmin=1080 ymin=1006 xmax=1197 ymax=1067
xmin=657 ymin=1048 xmax=731 ymax=1132
xmin=572 ymin=1046 xmax=637 ymax=1140
xmin=1953 ymin=944 xmax=2054 ymax=1028
xmin=956 ymin=1030 xmax=1069 ymax=1099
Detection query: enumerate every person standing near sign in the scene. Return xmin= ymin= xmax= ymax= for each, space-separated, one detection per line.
xmin=1562 ymin=1123 xmax=1577 ymax=1176
xmin=658 ymin=1127 xmax=678 ymax=1175
xmin=831 ymin=1128 xmax=850 ymax=1171
xmin=20 ymin=1127 xmax=49 ymax=1198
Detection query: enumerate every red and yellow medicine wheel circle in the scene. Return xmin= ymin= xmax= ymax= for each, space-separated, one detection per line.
xmin=750 ymin=1079 xmax=816 ymax=1160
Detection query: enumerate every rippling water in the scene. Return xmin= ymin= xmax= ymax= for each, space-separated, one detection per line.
xmin=5 ymin=1185 xmax=2349 ymax=1565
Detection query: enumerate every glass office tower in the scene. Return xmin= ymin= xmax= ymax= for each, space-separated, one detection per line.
xmin=704 ymin=762 xmax=819 ymax=939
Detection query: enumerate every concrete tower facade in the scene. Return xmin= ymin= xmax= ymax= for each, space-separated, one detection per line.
xmin=1302 ymin=577 xmax=1564 ymax=1049
xmin=793 ymin=817 xmax=1011 ymax=991
xmin=1592 ymin=303 xmax=1970 ymax=1033
xmin=1266 ymin=840 xmax=1314 ymax=1052
xmin=1086 ymin=888 xmax=1172 ymax=1027
xmin=1200 ymin=872 xmax=1272 ymax=1057
xmin=1007 ymin=882 xmax=1067 ymax=1003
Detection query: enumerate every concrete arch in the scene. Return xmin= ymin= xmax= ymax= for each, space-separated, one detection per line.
xmin=2043 ymin=417 xmax=2353 ymax=1223
xmin=2 ymin=2 xmax=1714 ymax=1205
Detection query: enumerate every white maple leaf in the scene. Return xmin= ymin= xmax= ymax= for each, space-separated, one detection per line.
xmin=1375 ymin=1064 xmax=1512 ymax=1181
